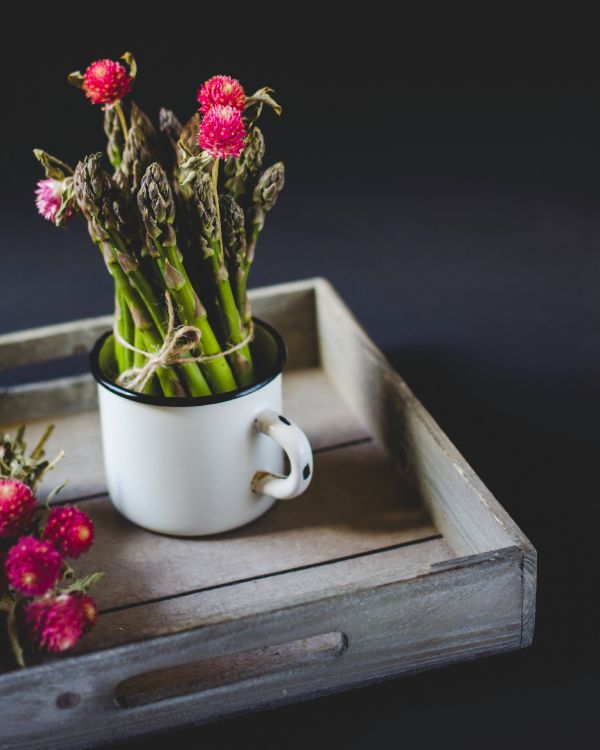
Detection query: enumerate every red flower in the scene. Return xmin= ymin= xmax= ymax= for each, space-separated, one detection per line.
xmin=83 ymin=59 xmax=132 ymax=106
xmin=198 ymin=105 xmax=246 ymax=160
xmin=24 ymin=594 xmax=87 ymax=652
xmin=5 ymin=536 xmax=61 ymax=597
xmin=0 ymin=479 xmax=37 ymax=538
xmin=197 ymin=75 xmax=245 ymax=114
xmin=43 ymin=506 xmax=95 ymax=558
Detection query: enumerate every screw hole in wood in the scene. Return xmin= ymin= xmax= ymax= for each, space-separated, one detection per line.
xmin=56 ymin=692 xmax=81 ymax=709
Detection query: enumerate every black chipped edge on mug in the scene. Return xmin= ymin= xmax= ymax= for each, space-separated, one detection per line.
xmin=89 ymin=317 xmax=288 ymax=407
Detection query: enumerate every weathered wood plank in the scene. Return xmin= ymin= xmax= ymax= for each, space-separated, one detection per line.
xmin=1 ymin=367 xmax=371 ymax=503
xmin=75 ymin=441 xmax=434 ymax=611
xmin=0 ymin=315 xmax=113 ymax=372
xmin=0 ymin=374 xmax=97 ymax=425
xmin=0 ymin=549 xmax=523 ymax=750
xmin=82 ymin=538 xmax=452 ymax=652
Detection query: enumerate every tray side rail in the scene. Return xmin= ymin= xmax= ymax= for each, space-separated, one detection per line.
xmin=0 ymin=548 xmax=525 ymax=750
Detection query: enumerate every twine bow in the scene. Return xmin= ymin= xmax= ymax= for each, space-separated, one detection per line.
xmin=113 ymin=293 xmax=254 ymax=394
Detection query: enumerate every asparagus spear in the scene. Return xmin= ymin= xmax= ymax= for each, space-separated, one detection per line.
xmin=194 ymin=171 xmax=255 ymax=386
xmin=158 ymin=107 xmax=183 ymax=178
xmin=104 ymin=107 xmax=125 ymax=170
xmin=246 ymin=162 xmax=285 ymax=262
xmin=159 ymin=107 xmax=182 ymax=148
xmin=220 ymin=194 xmax=250 ymax=325
xmin=224 ymin=126 xmax=265 ymax=201
xmin=74 ymin=153 xmax=207 ymax=396
xmin=115 ymin=103 xmax=156 ymax=196
xmin=221 ymin=161 xmax=285 ymax=328
xmin=138 ymin=163 xmax=237 ymax=394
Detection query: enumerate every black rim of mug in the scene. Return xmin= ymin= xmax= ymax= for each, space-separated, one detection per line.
xmin=89 ymin=317 xmax=288 ymax=407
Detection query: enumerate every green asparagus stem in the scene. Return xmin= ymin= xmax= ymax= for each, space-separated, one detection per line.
xmin=138 ymin=163 xmax=236 ymax=394
xmin=194 ymin=166 xmax=255 ymax=387
xmin=115 ymin=291 xmax=133 ymax=371
xmin=133 ymin=325 xmax=158 ymax=395
xmin=220 ymin=194 xmax=250 ymax=325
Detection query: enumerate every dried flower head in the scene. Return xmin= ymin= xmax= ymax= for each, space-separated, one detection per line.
xmin=0 ymin=479 xmax=37 ymax=538
xmin=24 ymin=593 xmax=87 ymax=652
xmin=198 ymin=105 xmax=246 ymax=160
xmin=5 ymin=536 xmax=61 ymax=596
xmin=197 ymin=75 xmax=246 ymax=114
xmin=35 ymin=179 xmax=73 ymax=224
xmin=83 ymin=59 xmax=133 ymax=106
xmin=43 ymin=506 xmax=95 ymax=559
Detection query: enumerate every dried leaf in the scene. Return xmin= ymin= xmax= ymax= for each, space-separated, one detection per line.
xmin=67 ymin=70 xmax=84 ymax=89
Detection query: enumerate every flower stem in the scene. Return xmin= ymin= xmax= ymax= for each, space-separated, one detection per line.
xmin=6 ymin=597 xmax=25 ymax=668
xmin=114 ymin=101 xmax=129 ymax=141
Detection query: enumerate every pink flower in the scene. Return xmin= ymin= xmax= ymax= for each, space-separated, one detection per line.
xmin=35 ymin=179 xmax=71 ymax=224
xmin=24 ymin=594 xmax=87 ymax=652
xmin=198 ymin=105 xmax=246 ymax=160
xmin=5 ymin=536 xmax=61 ymax=597
xmin=0 ymin=479 xmax=37 ymax=538
xmin=43 ymin=506 xmax=95 ymax=559
xmin=83 ymin=59 xmax=132 ymax=106
xmin=197 ymin=75 xmax=245 ymax=114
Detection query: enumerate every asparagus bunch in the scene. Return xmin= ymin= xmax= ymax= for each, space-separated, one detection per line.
xmin=137 ymin=163 xmax=238 ymax=393
xmin=35 ymin=58 xmax=285 ymax=398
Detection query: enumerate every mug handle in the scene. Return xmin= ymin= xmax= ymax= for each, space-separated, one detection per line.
xmin=251 ymin=409 xmax=314 ymax=499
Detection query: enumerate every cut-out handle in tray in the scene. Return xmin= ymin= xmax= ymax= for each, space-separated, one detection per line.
xmin=114 ymin=632 xmax=347 ymax=708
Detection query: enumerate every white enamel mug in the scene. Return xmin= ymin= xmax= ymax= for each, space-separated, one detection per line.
xmin=90 ymin=320 xmax=313 ymax=536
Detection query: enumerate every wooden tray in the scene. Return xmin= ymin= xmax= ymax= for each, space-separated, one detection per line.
xmin=0 ymin=278 xmax=536 ymax=750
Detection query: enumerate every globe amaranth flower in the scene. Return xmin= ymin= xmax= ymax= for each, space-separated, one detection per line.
xmin=43 ymin=506 xmax=95 ymax=558
xmin=0 ymin=478 xmax=37 ymax=538
xmin=197 ymin=75 xmax=245 ymax=114
xmin=35 ymin=179 xmax=73 ymax=224
xmin=83 ymin=59 xmax=133 ymax=106
xmin=24 ymin=593 xmax=90 ymax=652
xmin=198 ymin=105 xmax=246 ymax=160
xmin=5 ymin=536 xmax=62 ymax=596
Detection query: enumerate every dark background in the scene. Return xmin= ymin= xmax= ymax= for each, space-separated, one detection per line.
xmin=1 ymin=8 xmax=598 ymax=748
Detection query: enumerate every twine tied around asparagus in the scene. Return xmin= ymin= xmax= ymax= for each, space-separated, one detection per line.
xmin=113 ymin=293 xmax=254 ymax=394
